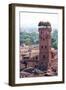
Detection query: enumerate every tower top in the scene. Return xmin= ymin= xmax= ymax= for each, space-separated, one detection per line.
xmin=38 ymin=21 xmax=51 ymax=29
xmin=38 ymin=21 xmax=51 ymax=26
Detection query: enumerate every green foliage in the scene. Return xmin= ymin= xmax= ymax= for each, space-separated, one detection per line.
xmin=51 ymin=29 xmax=58 ymax=49
xmin=20 ymin=31 xmax=39 ymax=45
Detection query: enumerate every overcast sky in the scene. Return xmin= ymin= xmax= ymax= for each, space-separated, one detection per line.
xmin=20 ymin=11 xmax=58 ymax=32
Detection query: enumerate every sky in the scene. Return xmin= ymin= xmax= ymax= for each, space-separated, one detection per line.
xmin=20 ymin=11 xmax=58 ymax=32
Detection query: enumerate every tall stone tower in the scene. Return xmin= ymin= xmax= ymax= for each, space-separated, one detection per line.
xmin=38 ymin=21 xmax=52 ymax=71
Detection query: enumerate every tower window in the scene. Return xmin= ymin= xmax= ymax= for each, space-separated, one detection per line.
xmin=41 ymin=46 xmax=43 ymax=48
xmin=36 ymin=56 xmax=38 ymax=59
xmin=43 ymin=38 xmax=45 ymax=40
xmin=45 ymin=46 xmax=47 ymax=48
xmin=43 ymin=55 xmax=45 ymax=59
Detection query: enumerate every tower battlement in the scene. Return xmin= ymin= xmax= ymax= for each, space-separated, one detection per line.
xmin=38 ymin=21 xmax=51 ymax=26
xmin=38 ymin=21 xmax=51 ymax=32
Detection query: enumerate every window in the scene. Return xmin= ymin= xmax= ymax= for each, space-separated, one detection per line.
xmin=36 ymin=56 xmax=38 ymax=59
xmin=43 ymin=38 xmax=45 ymax=40
xmin=43 ymin=55 xmax=45 ymax=58
xmin=45 ymin=46 xmax=47 ymax=48
xmin=41 ymin=46 xmax=43 ymax=48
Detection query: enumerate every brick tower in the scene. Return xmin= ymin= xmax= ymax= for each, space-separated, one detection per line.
xmin=38 ymin=21 xmax=52 ymax=71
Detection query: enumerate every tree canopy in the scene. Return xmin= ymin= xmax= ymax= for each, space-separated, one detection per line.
xmin=51 ymin=29 xmax=58 ymax=49
xmin=20 ymin=31 xmax=39 ymax=45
